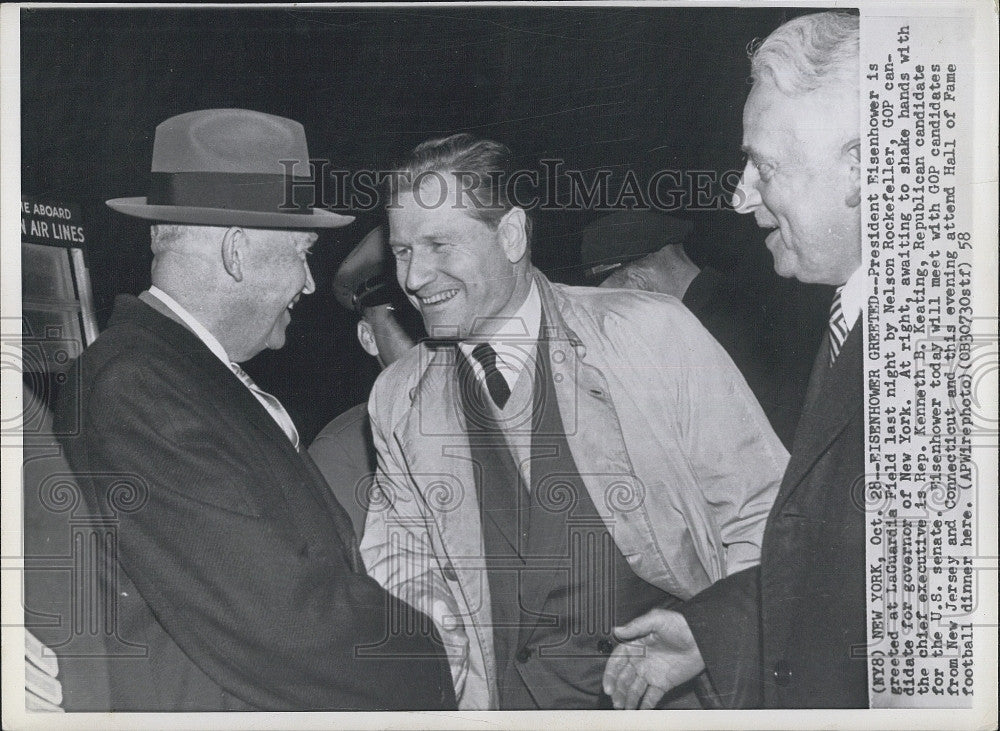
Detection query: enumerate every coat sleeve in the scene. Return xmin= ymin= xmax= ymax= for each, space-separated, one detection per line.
xmin=62 ymin=356 xmax=455 ymax=711
xmin=658 ymin=302 xmax=789 ymax=574
xmin=360 ymin=382 xmax=474 ymax=706
xmin=679 ymin=565 xmax=763 ymax=708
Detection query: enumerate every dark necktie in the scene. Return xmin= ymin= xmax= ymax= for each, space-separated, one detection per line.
xmin=828 ymin=285 xmax=849 ymax=366
xmin=471 ymin=343 xmax=511 ymax=410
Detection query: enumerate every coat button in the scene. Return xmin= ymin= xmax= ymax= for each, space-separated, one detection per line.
xmin=441 ymin=564 xmax=458 ymax=582
xmin=597 ymin=639 xmax=614 ymax=655
xmin=515 ymin=647 xmax=532 ymax=663
xmin=772 ymin=661 xmax=792 ymax=686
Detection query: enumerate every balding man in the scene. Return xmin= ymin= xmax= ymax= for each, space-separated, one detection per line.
xmin=603 ymin=12 xmax=866 ymax=709
xmin=54 ymin=109 xmax=455 ymax=711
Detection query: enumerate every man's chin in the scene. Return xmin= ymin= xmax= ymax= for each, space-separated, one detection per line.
xmin=264 ymin=327 xmax=288 ymax=351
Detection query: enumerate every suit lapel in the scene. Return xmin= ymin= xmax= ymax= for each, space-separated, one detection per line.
xmin=134 ymin=292 xmax=292 ymax=452
xmin=772 ymin=322 xmax=863 ymax=514
xmin=131 ymin=293 xmax=360 ymax=568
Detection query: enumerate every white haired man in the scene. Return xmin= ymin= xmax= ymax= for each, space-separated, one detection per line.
xmin=603 ymin=11 xmax=867 ymax=709
xmin=54 ymin=110 xmax=455 ymax=711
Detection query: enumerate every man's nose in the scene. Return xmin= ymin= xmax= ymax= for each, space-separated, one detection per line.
xmin=302 ymin=261 xmax=316 ymax=295
xmin=404 ymin=249 xmax=434 ymax=293
xmin=732 ymin=164 xmax=762 ymax=215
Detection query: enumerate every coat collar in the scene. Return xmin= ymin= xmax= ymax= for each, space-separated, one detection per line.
xmin=119 ymin=293 xmax=360 ymax=567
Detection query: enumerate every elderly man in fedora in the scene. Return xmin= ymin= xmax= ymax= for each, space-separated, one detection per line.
xmin=53 ymin=109 xmax=455 ymax=711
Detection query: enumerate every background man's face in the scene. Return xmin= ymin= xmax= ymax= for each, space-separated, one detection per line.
xmin=735 ymin=78 xmax=861 ymax=285
xmin=242 ymin=229 xmax=317 ymax=352
xmin=361 ymin=303 xmax=423 ymax=367
xmin=389 ymin=176 xmax=520 ymax=340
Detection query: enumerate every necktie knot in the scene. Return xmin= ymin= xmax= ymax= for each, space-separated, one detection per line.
xmin=470 ymin=343 xmax=511 ymax=410
xmin=829 ymin=286 xmax=849 ymax=366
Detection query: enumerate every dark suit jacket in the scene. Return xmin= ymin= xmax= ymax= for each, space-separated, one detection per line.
xmin=308 ymin=402 xmax=375 ymax=537
xmin=53 ymin=294 xmax=455 ymax=711
xmin=680 ymin=322 xmax=867 ymax=708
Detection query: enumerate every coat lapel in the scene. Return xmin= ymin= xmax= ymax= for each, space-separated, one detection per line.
xmin=134 ymin=292 xmax=296 ymax=454
xmin=772 ymin=322 xmax=863 ymax=515
xmin=132 ymin=293 xmax=361 ymax=567
xmin=533 ymin=275 xmax=672 ymax=586
xmin=394 ymin=345 xmax=486 ymax=613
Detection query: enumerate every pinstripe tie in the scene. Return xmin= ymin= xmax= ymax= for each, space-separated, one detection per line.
xmin=829 ymin=286 xmax=849 ymax=366
xmin=230 ymin=363 xmax=300 ymax=448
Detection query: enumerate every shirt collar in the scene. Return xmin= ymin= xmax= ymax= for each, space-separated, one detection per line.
xmin=459 ymin=280 xmax=542 ymax=389
xmin=147 ymin=286 xmax=231 ymax=366
xmin=838 ymin=266 xmax=867 ymax=331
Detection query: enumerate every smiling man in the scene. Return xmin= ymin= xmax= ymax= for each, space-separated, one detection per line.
xmin=359 ymin=134 xmax=789 ymax=709
xmin=54 ymin=109 xmax=455 ymax=711
xmin=602 ymin=11 xmax=867 ymax=710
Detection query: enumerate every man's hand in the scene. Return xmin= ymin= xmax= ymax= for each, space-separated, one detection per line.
xmin=601 ymin=608 xmax=705 ymax=710
xmin=600 ymin=244 xmax=700 ymax=300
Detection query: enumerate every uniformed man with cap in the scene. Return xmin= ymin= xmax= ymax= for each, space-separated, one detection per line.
xmin=309 ymin=225 xmax=424 ymax=535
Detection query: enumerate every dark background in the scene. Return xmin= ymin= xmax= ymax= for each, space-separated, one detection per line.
xmin=21 ymin=6 xmax=825 ymax=442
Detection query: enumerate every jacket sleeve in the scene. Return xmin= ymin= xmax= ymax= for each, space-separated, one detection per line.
xmin=360 ymin=382 xmax=474 ymax=706
xmin=679 ymin=565 xmax=763 ymax=708
xmin=61 ymin=356 xmax=455 ymax=711
xmin=673 ymin=303 xmax=788 ymax=573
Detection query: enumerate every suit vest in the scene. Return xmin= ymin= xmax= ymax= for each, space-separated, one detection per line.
xmin=457 ymin=327 xmax=676 ymax=709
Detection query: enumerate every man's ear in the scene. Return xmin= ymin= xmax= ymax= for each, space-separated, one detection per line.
xmin=221 ymin=226 xmax=247 ymax=282
xmin=357 ymin=319 xmax=379 ymax=358
xmin=497 ymin=207 xmax=528 ymax=264
xmin=845 ymin=140 xmax=861 ymax=208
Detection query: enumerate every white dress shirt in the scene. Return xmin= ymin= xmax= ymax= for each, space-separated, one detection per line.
xmin=458 ymin=280 xmax=542 ymax=393
xmin=839 ymin=266 xmax=867 ymax=332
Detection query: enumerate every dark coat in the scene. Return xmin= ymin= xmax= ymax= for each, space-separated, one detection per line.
xmin=53 ymin=294 xmax=456 ymax=711
xmin=680 ymin=323 xmax=867 ymax=708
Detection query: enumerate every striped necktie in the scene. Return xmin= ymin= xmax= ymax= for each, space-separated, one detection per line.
xmin=829 ymin=286 xmax=849 ymax=366
xmin=230 ymin=363 xmax=300 ymax=448
xmin=470 ymin=343 xmax=512 ymax=410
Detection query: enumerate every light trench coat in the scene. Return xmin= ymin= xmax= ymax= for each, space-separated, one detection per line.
xmin=360 ymin=271 xmax=788 ymax=709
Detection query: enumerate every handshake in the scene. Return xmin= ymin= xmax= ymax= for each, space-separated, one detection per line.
xmin=601 ymin=608 xmax=706 ymax=710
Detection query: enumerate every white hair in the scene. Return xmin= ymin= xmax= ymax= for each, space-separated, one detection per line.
xmin=749 ymin=12 xmax=859 ymax=96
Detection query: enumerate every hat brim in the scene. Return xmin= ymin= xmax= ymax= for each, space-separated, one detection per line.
xmin=106 ymin=197 xmax=354 ymax=229
xmin=553 ymin=252 xmax=649 ymax=285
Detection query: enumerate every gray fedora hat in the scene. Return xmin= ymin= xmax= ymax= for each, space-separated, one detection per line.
xmin=107 ymin=109 xmax=354 ymax=229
